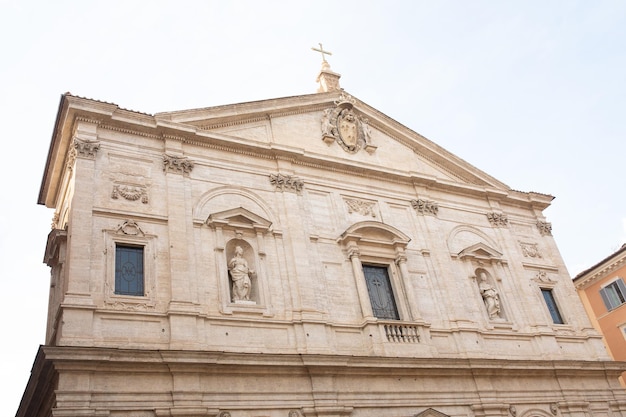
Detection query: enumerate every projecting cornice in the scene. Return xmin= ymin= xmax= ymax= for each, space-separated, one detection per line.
xmin=39 ymin=93 xmax=555 ymax=212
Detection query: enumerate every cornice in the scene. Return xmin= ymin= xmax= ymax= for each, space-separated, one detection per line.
xmin=38 ymin=345 xmax=626 ymax=374
xmin=574 ymin=251 xmax=626 ymax=289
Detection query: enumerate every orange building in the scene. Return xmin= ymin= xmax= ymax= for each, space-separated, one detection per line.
xmin=574 ymin=244 xmax=626 ymax=385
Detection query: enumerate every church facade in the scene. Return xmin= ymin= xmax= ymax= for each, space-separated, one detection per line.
xmin=18 ymin=63 xmax=626 ymax=417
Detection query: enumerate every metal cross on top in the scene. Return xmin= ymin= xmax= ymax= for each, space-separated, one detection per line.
xmin=311 ymin=43 xmax=332 ymax=62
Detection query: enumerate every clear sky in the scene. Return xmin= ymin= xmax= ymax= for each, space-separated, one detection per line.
xmin=2 ymin=1 xmax=625 ymax=414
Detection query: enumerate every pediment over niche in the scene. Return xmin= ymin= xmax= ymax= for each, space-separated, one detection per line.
xmin=457 ymin=242 xmax=503 ymax=262
xmin=207 ymin=207 xmax=272 ymax=232
xmin=414 ymin=408 xmax=451 ymax=417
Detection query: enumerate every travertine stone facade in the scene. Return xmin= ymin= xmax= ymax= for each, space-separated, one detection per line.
xmin=19 ymin=75 xmax=626 ymax=416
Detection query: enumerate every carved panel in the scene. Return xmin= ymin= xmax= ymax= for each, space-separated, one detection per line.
xmin=520 ymin=242 xmax=542 ymax=258
xmin=487 ymin=212 xmax=509 ymax=227
xmin=269 ymin=173 xmax=303 ymax=193
xmin=345 ymin=198 xmax=377 ymax=218
xmin=411 ymin=199 xmax=439 ymax=216
xmin=163 ymin=154 xmax=194 ymax=174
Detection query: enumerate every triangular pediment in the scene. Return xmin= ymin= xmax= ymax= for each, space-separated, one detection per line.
xmin=206 ymin=207 xmax=272 ymax=232
xmin=414 ymin=408 xmax=451 ymax=417
xmin=458 ymin=242 xmax=503 ymax=262
xmin=154 ymin=91 xmax=512 ymax=191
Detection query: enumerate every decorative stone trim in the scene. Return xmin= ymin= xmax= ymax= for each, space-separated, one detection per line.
xmin=487 ymin=212 xmax=509 ymax=227
xmin=111 ymin=184 xmax=149 ymax=204
xmin=269 ymin=173 xmax=303 ymax=193
xmin=536 ymin=220 xmax=552 ymax=236
xmin=345 ymin=198 xmax=377 ymax=217
xmin=73 ymin=137 xmax=100 ymax=158
xmin=520 ymin=241 xmax=542 ymax=258
xmin=163 ymin=154 xmax=194 ymax=174
xmin=411 ymin=199 xmax=439 ymax=216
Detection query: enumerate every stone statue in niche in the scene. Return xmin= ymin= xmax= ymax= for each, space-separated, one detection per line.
xmin=478 ymin=271 xmax=501 ymax=319
xmin=228 ymin=245 xmax=255 ymax=302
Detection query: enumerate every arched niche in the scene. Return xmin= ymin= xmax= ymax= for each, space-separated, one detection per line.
xmin=206 ymin=206 xmax=275 ymax=316
xmin=225 ymin=239 xmax=258 ymax=303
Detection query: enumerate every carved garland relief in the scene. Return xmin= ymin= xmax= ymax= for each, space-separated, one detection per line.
xmin=111 ymin=184 xmax=149 ymax=204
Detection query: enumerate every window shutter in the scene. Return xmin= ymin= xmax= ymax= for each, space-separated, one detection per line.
xmin=599 ymin=287 xmax=615 ymax=311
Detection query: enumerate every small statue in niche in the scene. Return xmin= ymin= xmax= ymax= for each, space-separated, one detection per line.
xmin=228 ymin=246 xmax=254 ymax=302
xmin=478 ymin=271 xmax=501 ymax=319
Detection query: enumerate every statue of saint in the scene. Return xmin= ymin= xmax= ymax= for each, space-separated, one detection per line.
xmin=478 ymin=272 xmax=501 ymax=319
xmin=229 ymin=246 xmax=253 ymax=302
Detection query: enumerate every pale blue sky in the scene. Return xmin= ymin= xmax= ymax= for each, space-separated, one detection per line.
xmin=2 ymin=1 xmax=625 ymax=414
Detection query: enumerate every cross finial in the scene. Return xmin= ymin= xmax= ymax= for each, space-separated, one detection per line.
xmin=311 ymin=43 xmax=332 ymax=63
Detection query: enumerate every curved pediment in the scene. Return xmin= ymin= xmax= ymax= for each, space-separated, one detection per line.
xmin=338 ymin=221 xmax=411 ymax=248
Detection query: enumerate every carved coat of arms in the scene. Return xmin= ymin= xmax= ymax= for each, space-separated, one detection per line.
xmin=320 ymin=93 xmax=377 ymax=154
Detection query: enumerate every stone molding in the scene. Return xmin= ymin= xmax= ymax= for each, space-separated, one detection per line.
xmin=163 ymin=154 xmax=194 ymax=174
xmin=269 ymin=173 xmax=303 ymax=193
xmin=411 ymin=199 xmax=439 ymax=216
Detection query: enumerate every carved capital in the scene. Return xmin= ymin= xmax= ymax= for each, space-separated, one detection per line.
xmin=411 ymin=199 xmax=439 ymax=216
xmin=269 ymin=173 xmax=303 ymax=193
xmin=347 ymin=246 xmax=360 ymax=259
xmin=536 ymin=220 xmax=552 ymax=236
xmin=345 ymin=198 xmax=377 ymax=217
xmin=163 ymin=154 xmax=194 ymax=174
xmin=487 ymin=212 xmax=508 ymax=227
xmin=73 ymin=137 xmax=100 ymax=159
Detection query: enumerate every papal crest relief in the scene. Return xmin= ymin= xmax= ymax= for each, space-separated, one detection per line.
xmin=321 ymin=93 xmax=377 ymax=154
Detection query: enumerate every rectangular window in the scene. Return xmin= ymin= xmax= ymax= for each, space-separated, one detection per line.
xmin=363 ymin=265 xmax=399 ymax=320
xmin=541 ymin=288 xmax=564 ymax=324
xmin=599 ymin=278 xmax=626 ymax=311
xmin=115 ymin=245 xmax=144 ymax=296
